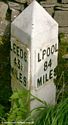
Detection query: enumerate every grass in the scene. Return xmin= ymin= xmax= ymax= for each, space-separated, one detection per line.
xmin=26 ymin=95 xmax=68 ymax=125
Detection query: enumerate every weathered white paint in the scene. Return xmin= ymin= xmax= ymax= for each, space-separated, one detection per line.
xmin=11 ymin=0 xmax=58 ymax=109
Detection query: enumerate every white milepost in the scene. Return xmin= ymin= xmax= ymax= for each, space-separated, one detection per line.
xmin=11 ymin=0 xmax=58 ymax=109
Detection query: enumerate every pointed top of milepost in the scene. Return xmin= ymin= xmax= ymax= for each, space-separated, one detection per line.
xmin=11 ymin=0 xmax=58 ymax=38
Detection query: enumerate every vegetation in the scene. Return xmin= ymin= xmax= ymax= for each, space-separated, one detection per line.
xmin=0 ymin=4 xmax=12 ymax=120
xmin=27 ymin=97 xmax=68 ymax=125
xmin=55 ymin=33 xmax=68 ymax=103
xmin=7 ymin=89 xmax=30 ymax=123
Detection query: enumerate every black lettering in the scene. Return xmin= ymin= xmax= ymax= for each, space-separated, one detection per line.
xmin=49 ymin=69 xmax=53 ymax=79
xmin=44 ymin=61 xmax=48 ymax=71
xmin=47 ymin=47 xmax=50 ymax=56
xmin=19 ymin=73 xmax=22 ymax=83
xmin=24 ymin=52 xmax=27 ymax=62
xmin=38 ymin=53 xmax=41 ymax=62
xmin=42 ymin=49 xmax=46 ymax=60
xmin=23 ymin=76 xmax=27 ymax=86
xmin=45 ymin=73 xmax=48 ymax=81
xmin=17 ymin=46 xmax=20 ymax=56
xmin=13 ymin=43 xmax=16 ymax=54
xmin=20 ymin=49 xmax=23 ymax=58
xmin=21 ymin=63 xmax=24 ymax=71
xmin=48 ymin=59 xmax=52 ymax=67
xmin=18 ymin=59 xmax=20 ymax=69
xmin=51 ymin=45 xmax=54 ymax=54
xmin=14 ymin=57 xmax=17 ymax=65
xmin=37 ymin=77 xmax=42 ymax=87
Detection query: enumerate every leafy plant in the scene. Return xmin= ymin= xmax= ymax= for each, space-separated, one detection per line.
xmin=7 ymin=88 xmax=30 ymax=124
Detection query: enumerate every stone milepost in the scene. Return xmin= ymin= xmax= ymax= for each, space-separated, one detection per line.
xmin=11 ymin=1 xmax=58 ymax=109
